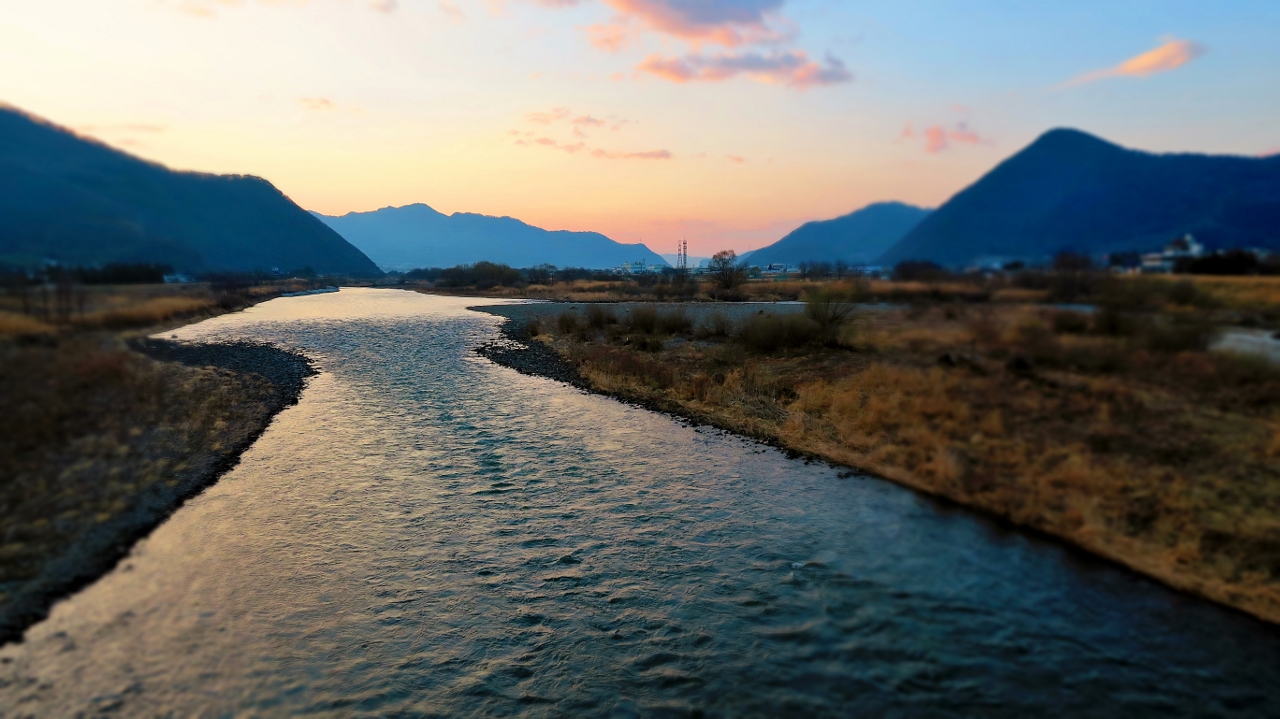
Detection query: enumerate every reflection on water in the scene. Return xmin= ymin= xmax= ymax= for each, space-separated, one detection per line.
xmin=1 ymin=288 xmax=1276 ymax=717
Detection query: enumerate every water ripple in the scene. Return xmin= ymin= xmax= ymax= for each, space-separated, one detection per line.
xmin=0 ymin=289 xmax=1276 ymax=717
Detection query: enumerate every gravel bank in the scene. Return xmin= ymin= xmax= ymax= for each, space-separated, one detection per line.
xmin=470 ymin=302 xmax=820 ymax=460
xmin=130 ymin=338 xmax=315 ymax=406
xmin=0 ymin=340 xmax=314 ymax=645
xmin=473 ymin=306 xmax=588 ymax=389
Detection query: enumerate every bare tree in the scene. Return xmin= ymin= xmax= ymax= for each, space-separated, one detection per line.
xmin=709 ymin=250 xmax=744 ymax=290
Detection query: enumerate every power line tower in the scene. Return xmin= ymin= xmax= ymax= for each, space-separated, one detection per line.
xmin=676 ymin=238 xmax=688 ymax=272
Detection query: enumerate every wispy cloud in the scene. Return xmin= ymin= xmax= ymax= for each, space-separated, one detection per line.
xmin=592 ymin=148 xmax=672 ymax=160
xmin=599 ymin=0 xmax=786 ymax=47
xmin=727 ymin=155 xmax=745 ymax=163
xmin=370 ymin=0 xmax=398 ymax=12
xmin=586 ymin=22 xmax=633 ymax=52
xmin=299 ymin=97 xmax=334 ymax=110
xmin=1066 ymin=38 xmax=1206 ymax=87
xmin=525 ymin=107 xmax=571 ymax=124
xmin=572 ymin=115 xmax=606 ymax=126
xmin=638 ymin=50 xmax=850 ymax=88
xmin=438 ymin=0 xmax=464 ymax=21
xmin=900 ymin=120 xmax=984 ymax=154
xmin=518 ymin=136 xmax=671 ymax=160
xmin=533 ymin=0 xmax=850 ymax=90
xmin=77 ymin=123 xmax=167 ymax=133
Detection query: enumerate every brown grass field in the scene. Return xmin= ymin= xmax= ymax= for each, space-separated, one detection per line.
xmin=0 ymin=280 xmax=314 ymax=638
xmin=525 ymin=298 xmax=1280 ymax=623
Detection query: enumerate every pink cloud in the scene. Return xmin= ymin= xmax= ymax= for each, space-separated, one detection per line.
xmin=438 ymin=0 xmax=464 ymax=21
xmin=572 ymin=115 xmax=606 ymax=126
xmin=572 ymin=126 xmax=588 ymax=138
xmin=903 ymin=120 xmax=985 ymax=153
xmin=727 ymin=155 xmax=745 ymax=163
xmin=637 ymin=50 xmax=851 ymax=88
xmin=518 ymin=134 xmax=665 ymax=159
xmin=299 ymin=97 xmax=334 ymax=111
xmin=1067 ymin=38 xmax=1206 ymax=86
xmin=525 ymin=107 xmax=571 ymax=124
xmin=601 ymin=0 xmax=785 ymax=47
xmin=949 ymin=121 xmax=980 ymax=145
xmin=592 ymin=148 xmax=672 ymax=160
xmin=587 ymin=22 xmax=632 ymax=52
xmin=923 ymin=125 xmax=949 ymax=154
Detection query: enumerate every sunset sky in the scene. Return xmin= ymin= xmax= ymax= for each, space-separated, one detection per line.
xmin=3 ymin=1 xmax=1277 ymax=255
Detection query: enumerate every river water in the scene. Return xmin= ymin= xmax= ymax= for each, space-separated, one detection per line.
xmin=2 ymin=288 xmax=1277 ymax=717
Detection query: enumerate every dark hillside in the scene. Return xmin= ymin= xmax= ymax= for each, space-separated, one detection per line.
xmin=879 ymin=129 xmax=1280 ymax=267
xmin=0 ymin=105 xmax=380 ymax=275
xmin=745 ymin=202 xmax=930 ymax=267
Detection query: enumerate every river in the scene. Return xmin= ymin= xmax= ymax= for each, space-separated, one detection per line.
xmin=1 ymin=288 xmax=1277 ymax=717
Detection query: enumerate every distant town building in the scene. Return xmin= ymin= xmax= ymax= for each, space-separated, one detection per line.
xmin=1141 ymin=234 xmax=1204 ymax=273
xmin=615 ymin=260 xmax=667 ymax=274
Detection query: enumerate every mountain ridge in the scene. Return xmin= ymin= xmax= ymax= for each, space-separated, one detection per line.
xmin=0 ymin=105 xmax=381 ymax=276
xmin=744 ymin=202 xmax=931 ymax=267
xmin=315 ymin=204 xmax=668 ymax=271
xmin=878 ymin=128 xmax=1280 ymax=267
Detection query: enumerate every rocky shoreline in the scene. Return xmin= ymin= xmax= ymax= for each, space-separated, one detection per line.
xmin=0 ymin=339 xmax=314 ymax=645
xmin=471 ymin=306 xmax=818 ymax=461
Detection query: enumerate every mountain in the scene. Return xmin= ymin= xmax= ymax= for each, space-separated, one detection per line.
xmin=744 ymin=202 xmax=931 ymax=267
xmin=0 ymin=105 xmax=381 ymax=276
xmin=315 ymin=204 xmax=668 ymax=271
xmin=878 ymin=128 xmax=1280 ymax=268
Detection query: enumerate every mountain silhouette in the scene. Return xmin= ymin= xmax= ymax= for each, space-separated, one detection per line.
xmin=744 ymin=202 xmax=931 ymax=267
xmin=879 ymin=128 xmax=1280 ymax=267
xmin=315 ymin=204 xmax=668 ymax=271
xmin=0 ymin=105 xmax=381 ymax=275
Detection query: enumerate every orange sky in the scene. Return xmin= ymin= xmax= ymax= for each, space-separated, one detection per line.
xmin=3 ymin=1 xmax=1276 ymax=255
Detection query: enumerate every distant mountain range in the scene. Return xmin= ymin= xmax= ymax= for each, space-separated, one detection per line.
xmin=0 ymin=105 xmax=380 ymax=276
xmin=314 ymin=205 xmax=668 ymax=271
xmin=880 ymin=128 xmax=1280 ymax=267
xmin=743 ymin=202 xmax=931 ymax=267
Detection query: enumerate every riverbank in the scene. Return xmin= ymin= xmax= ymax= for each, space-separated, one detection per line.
xmin=473 ymin=302 xmax=1280 ymax=625
xmin=0 ymin=290 xmax=316 ymax=645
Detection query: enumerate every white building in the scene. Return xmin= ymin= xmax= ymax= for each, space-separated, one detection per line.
xmin=1141 ymin=234 xmax=1204 ymax=273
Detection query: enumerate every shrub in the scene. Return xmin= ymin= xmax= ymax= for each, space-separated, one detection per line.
xmin=557 ymin=311 xmax=578 ymax=334
xmin=702 ymin=311 xmax=732 ymax=338
xmin=737 ymin=314 xmax=821 ymax=353
xmin=527 ymin=319 xmax=541 ymax=337
xmin=629 ymin=306 xmax=658 ymax=334
xmin=1092 ymin=307 xmax=1136 ymax=337
xmin=1013 ymin=319 xmax=1060 ymax=362
xmin=804 ymin=289 xmax=856 ymax=344
xmin=656 ymin=308 xmax=692 ymax=334
xmin=894 ymin=260 xmax=947 ymax=282
xmin=586 ymin=305 xmax=617 ymax=329
xmin=1051 ymin=311 xmax=1090 ymax=334
xmin=1143 ymin=319 xmax=1216 ymax=353
xmin=1168 ymin=279 xmax=1198 ymax=306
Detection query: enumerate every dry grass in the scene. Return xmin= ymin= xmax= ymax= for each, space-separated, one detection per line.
xmin=0 ymin=311 xmax=55 ymax=337
xmin=1176 ymin=275 xmax=1280 ymax=313
xmin=0 ymin=280 xmax=318 ymax=336
xmin=0 ymin=336 xmax=280 ymax=602
xmin=538 ymin=302 xmax=1280 ymax=623
xmin=77 ymin=296 xmax=217 ymax=329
